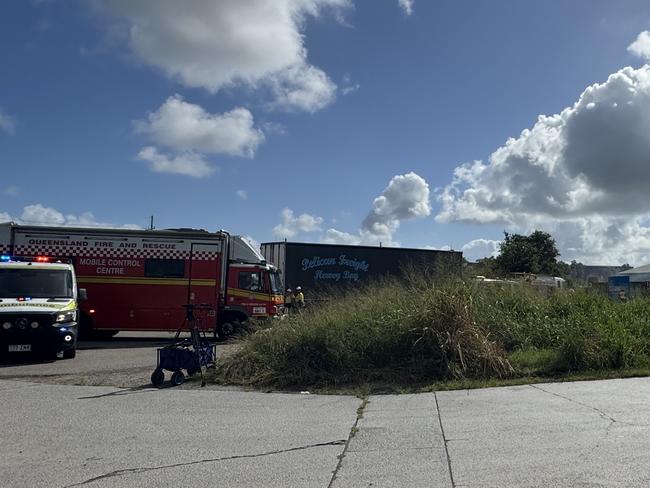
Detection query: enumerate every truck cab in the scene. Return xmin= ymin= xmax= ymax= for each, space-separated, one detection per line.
xmin=0 ymin=256 xmax=84 ymax=359
xmin=214 ymin=236 xmax=284 ymax=337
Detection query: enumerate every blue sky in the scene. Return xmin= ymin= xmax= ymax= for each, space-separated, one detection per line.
xmin=3 ymin=1 xmax=650 ymax=264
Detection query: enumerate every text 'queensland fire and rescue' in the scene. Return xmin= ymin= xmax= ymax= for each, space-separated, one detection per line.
xmin=26 ymin=238 xmax=179 ymax=276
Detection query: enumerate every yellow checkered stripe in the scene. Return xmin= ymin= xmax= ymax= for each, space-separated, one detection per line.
xmin=0 ymin=300 xmax=76 ymax=310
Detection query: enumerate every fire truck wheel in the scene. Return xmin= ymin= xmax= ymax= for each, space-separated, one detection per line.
xmin=171 ymin=371 xmax=185 ymax=386
xmin=216 ymin=320 xmax=237 ymax=341
xmin=62 ymin=348 xmax=76 ymax=359
xmin=151 ymin=368 xmax=165 ymax=386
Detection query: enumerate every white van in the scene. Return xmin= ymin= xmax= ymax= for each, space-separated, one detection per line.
xmin=0 ymin=256 xmax=85 ymax=359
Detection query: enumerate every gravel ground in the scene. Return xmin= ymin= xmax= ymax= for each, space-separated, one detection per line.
xmin=0 ymin=332 xmax=236 ymax=388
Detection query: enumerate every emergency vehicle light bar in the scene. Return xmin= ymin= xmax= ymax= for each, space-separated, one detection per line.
xmin=0 ymin=256 xmax=71 ymax=264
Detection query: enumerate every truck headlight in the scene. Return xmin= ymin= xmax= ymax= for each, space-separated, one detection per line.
xmin=54 ymin=311 xmax=77 ymax=324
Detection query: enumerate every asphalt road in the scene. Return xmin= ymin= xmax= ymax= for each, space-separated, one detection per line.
xmin=3 ymin=378 xmax=650 ymax=487
xmin=0 ymin=332 xmax=235 ymax=388
xmin=3 ymin=337 xmax=650 ymax=486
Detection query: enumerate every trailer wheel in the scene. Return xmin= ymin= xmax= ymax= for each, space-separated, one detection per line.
xmin=171 ymin=371 xmax=185 ymax=386
xmin=151 ymin=368 xmax=165 ymax=386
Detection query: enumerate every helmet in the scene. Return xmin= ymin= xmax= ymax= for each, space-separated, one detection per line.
xmin=286 ymin=288 xmax=292 ymax=293
xmin=296 ymin=286 xmax=302 ymax=291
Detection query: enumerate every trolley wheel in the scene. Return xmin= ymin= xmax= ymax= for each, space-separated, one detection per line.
xmin=151 ymin=368 xmax=165 ymax=386
xmin=171 ymin=371 xmax=185 ymax=386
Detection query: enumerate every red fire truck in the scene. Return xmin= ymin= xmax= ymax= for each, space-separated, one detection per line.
xmin=0 ymin=223 xmax=283 ymax=339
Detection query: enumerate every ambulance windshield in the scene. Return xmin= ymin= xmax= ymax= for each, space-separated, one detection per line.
xmin=0 ymin=269 xmax=74 ymax=299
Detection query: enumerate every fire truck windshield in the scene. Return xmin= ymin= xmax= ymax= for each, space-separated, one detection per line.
xmin=0 ymin=269 xmax=74 ymax=299
xmin=269 ymin=271 xmax=283 ymax=294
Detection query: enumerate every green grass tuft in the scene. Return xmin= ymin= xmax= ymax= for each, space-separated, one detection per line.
xmin=214 ymin=277 xmax=650 ymax=390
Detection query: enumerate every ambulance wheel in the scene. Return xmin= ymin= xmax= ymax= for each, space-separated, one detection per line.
xmin=62 ymin=348 xmax=76 ymax=359
xmin=171 ymin=371 xmax=185 ymax=386
xmin=151 ymin=368 xmax=165 ymax=387
xmin=44 ymin=349 xmax=59 ymax=361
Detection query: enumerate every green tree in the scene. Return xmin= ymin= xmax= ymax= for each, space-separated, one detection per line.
xmin=496 ymin=230 xmax=561 ymax=275
xmin=467 ymin=256 xmax=499 ymax=278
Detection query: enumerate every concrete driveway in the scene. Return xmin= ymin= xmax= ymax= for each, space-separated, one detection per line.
xmin=3 ymin=377 xmax=650 ymax=487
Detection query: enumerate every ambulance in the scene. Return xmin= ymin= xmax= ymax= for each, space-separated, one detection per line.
xmin=0 ymin=255 xmax=84 ymax=359
xmin=0 ymin=222 xmax=283 ymax=340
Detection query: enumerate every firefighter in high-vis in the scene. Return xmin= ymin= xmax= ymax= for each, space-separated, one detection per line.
xmin=284 ymin=288 xmax=294 ymax=314
xmin=294 ymin=286 xmax=305 ymax=311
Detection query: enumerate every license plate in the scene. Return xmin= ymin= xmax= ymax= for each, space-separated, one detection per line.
xmin=8 ymin=344 xmax=31 ymax=352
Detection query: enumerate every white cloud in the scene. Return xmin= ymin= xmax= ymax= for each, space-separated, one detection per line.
xmin=136 ymin=146 xmax=216 ymax=178
xmin=398 ymin=0 xmax=414 ymax=16
xmin=1 ymin=204 xmax=140 ymax=228
xmin=0 ymin=109 xmax=15 ymax=135
xmin=324 ymin=172 xmax=431 ymax=246
xmin=422 ymin=244 xmax=452 ymax=251
xmin=21 ymin=204 xmax=65 ymax=225
xmin=322 ymin=228 xmax=361 ymax=245
xmin=360 ymin=172 xmax=431 ymax=244
xmin=341 ymin=73 xmax=360 ymax=96
xmin=628 ymin=31 xmax=650 ymax=60
xmin=135 ymin=95 xmax=264 ymax=157
xmin=236 ymin=190 xmax=247 ymax=200
xmin=461 ymin=239 xmax=500 ymax=262
xmin=97 ymin=0 xmax=347 ymax=112
xmin=268 ymin=63 xmax=338 ymax=113
xmin=273 ymin=208 xmax=323 ymax=238
xmin=436 ymin=50 xmax=650 ymax=265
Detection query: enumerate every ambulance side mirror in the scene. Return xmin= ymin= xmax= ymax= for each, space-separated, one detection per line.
xmin=78 ymin=288 xmax=88 ymax=301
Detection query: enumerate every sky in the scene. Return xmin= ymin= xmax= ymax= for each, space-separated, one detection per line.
xmin=3 ymin=0 xmax=650 ymax=265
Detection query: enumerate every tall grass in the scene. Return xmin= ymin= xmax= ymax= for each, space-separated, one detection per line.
xmin=215 ymin=278 xmax=650 ymax=389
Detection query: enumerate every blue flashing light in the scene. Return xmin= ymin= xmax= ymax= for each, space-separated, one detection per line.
xmin=59 ymin=327 xmax=68 ymax=332
xmin=0 ymin=255 xmax=10 ymax=261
